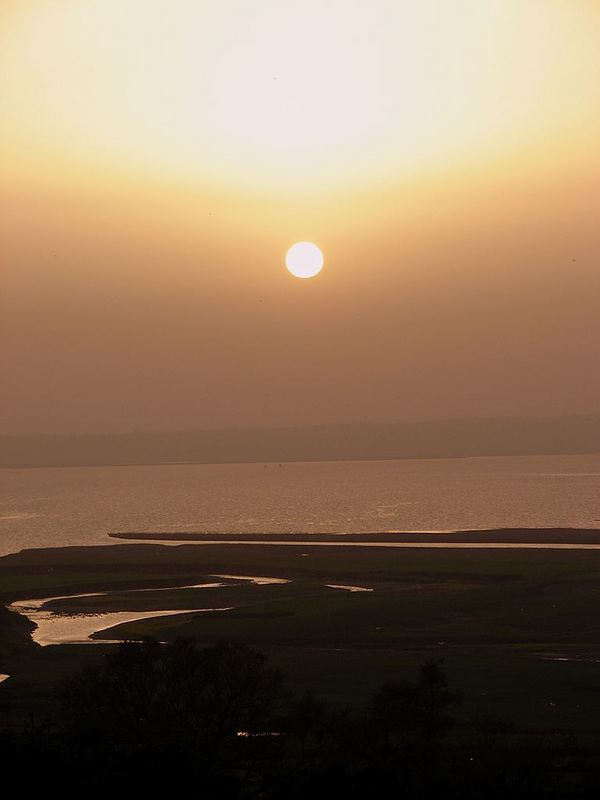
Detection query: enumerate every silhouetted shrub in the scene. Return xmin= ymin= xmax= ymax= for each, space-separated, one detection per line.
xmin=1 ymin=641 xmax=595 ymax=797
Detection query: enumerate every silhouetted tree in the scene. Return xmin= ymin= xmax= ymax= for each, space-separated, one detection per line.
xmin=60 ymin=638 xmax=283 ymax=793
xmin=0 ymin=643 xmax=582 ymax=797
xmin=370 ymin=658 xmax=460 ymax=749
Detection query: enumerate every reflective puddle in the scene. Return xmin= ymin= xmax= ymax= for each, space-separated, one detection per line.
xmin=212 ymin=574 xmax=289 ymax=585
xmin=325 ymin=584 xmax=373 ymax=592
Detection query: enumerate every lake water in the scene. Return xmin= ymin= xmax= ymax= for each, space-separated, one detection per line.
xmin=1 ymin=454 xmax=600 ymax=556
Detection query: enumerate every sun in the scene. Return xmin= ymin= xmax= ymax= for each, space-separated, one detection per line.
xmin=285 ymin=242 xmax=324 ymax=279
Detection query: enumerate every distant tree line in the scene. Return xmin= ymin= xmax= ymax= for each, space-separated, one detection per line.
xmin=2 ymin=638 xmax=598 ymax=797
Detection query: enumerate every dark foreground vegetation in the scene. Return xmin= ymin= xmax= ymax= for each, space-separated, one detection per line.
xmin=5 ymin=543 xmax=600 ymax=796
xmin=0 ymin=603 xmax=36 ymax=661
xmin=1 ymin=637 xmax=595 ymax=798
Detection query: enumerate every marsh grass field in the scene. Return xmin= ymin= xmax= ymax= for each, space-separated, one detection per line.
xmin=4 ymin=540 xmax=600 ymax=738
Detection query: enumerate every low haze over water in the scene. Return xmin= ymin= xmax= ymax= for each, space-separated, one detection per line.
xmin=1 ymin=454 xmax=600 ymax=556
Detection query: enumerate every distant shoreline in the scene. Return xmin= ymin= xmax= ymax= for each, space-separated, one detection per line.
xmin=3 ymin=451 xmax=600 ymax=470
xmin=3 ymin=414 xmax=600 ymax=468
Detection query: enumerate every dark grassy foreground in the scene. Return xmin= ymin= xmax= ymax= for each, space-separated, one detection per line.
xmin=2 ymin=542 xmax=600 ymax=729
xmin=4 ymin=543 xmax=600 ymax=794
xmin=3 ymin=638 xmax=580 ymax=799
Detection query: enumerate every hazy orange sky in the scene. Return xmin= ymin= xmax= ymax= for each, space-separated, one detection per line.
xmin=2 ymin=0 xmax=600 ymax=434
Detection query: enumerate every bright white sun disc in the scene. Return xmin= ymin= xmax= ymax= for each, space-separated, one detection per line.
xmin=285 ymin=242 xmax=324 ymax=279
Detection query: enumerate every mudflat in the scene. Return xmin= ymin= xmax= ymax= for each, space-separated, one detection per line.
xmin=109 ymin=527 xmax=600 ymax=544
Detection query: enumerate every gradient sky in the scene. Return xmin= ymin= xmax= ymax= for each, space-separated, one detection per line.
xmin=2 ymin=0 xmax=600 ymax=434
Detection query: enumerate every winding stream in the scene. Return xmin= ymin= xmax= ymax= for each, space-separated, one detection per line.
xmin=9 ymin=575 xmax=289 ymax=647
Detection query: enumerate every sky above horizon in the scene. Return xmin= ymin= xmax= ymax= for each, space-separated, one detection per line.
xmin=2 ymin=0 xmax=600 ymax=434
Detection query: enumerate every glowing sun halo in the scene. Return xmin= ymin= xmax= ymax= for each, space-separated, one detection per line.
xmin=285 ymin=242 xmax=324 ymax=279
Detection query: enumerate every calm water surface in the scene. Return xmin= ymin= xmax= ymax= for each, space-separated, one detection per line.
xmin=1 ymin=455 xmax=600 ymax=556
